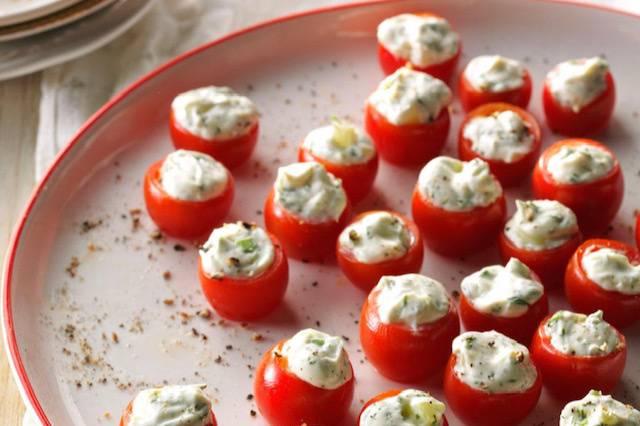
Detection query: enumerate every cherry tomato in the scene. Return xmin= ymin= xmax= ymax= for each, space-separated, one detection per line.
xmin=530 ymin=313 xmax=627 ymax=401
xmin=443 ymin=354 xmax=542 ymax=426
xmin=263 ymin=188 xmax=351 ymax=262
xmin=542 ymin=71 xmax=615 ymax=137
xmin=359 ymin=287 xmax=459 ymax=382
xmin=458 ymin=68 xmax=532 ymax=112
xmin=337 ymin=211 xmax=424 ymax=292
xmin=198 ymin=232 xmax=288 ymax=322
xmin=564 ymin=239 xmax=640 ymax=328
xmin=143 ymin=160 xmax=234 ymax=239
xmin=458 ymin=102 xmax=542 ymax=187
xmin=364 ymin=102 xmax=450 ymax=167
xmin=411 ymin=186 xmax=506 ymax=257
xmin=357 ymin=389 xmax=449 ymax=425
xmin=532 ymin=139 xmax=624 ymax=236
xmin=298 ymin=142 xmax=378 ymax=204
xmin=169 ymin=109 xmax=258 ymax=168
xmin=254 ymin=339 xmax=355 ymax=426
xmin=120 ymin=400 xmax=217 ymax=426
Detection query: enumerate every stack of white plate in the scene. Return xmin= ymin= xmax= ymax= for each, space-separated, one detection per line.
xmin=0 ymin=0 xmax=156 ymax=81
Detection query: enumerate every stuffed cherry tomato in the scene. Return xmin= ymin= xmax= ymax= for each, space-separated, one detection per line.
xmin=560 ymin=390 xmax=640 ymax=425
xmin=532 ymin=138 xmax=623 ymax=236
xmin=460 ymin=258 xmax=548 ymax=345
xmin=365 ymin=67 xmax=452 ymax=166
xmin=499 ymin=199 xmax=582 ymax=288
xmin=458 ymin=55 xmax=532 ymax=111
xmin=198 ymin=222 xmax=288 ymax=321
xmin=444 ymin=331 xmax=542 ymax=426
xmin=298 ymin=118 xmax=378 ymax=203
xmin=169 ymin=86 xmax=259 ymax=168
xmin=358 ymin=389 xmax=449 ymax=426
xmin=120 ymin=384 xmax=216 ymax=426
xmin=531 ymin=310 xmax=626 ymax=401
xmin=564 ymin=239 xmax=640 ymax=328
xmin=143 ymin=149 xmax=234 ymax=239
xmin=543 ymin=57 xmax=615 ymax=136
xmin=376 ymin=13 xmax=461 ymax=82
xmin=254 ymin=328 xmax=354 ymax=426
xmin=264 ymin=162 xmax=350 ymax=262
xmin=412 ymin=156 xmax=506 ymax=256
xmin=337 ymin=211 xmax=423 ymax=291
xmin=360 ymin=274 xmax=459 ymax=382
xmin=458 ymin=102 xmax=541 ymax=187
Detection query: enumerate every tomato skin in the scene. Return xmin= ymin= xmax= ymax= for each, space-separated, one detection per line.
xmin=364 ymin=103 xmax=450 ymax=167
xmin=263 ymin=188 xmax=351 ymax=262
xmin=530 ymin=314 xmax=626 ymax=401
xmin=120 ymin=400 xmax=217 ymax=426
xmin=564 ymin=239 xmax=640 ymax=328
xmin=411 ymin=186 xmax=506 ymax=257
xmin=532 ymin=139 xmax=624 ymax=236
xmin=457 ymin=102 xmax=542 ymax=187
xmin=198 ymin=232 xmax=288 ymax=321
xmin=458 ymin=69 xmax=533 ymax=112
xmin=357 ymin=389 xmax=449 ymax=425
xmin=254 ymin=340 xmax=355 ymax=426
xmin=542 ymin=71 xmax=615 ymax=137
xmin=169 ymin=108 xmax=258 ymax=169
xmin=337 ymin=211 xmax=424 ymax=292
xmin=297 ymin=143 xmax=378 ymax=204
xmin=443 ymin=354 xmax=542 ymax=426
xmin=359 ymin=290 xmax=459 ymax=382
xmin=143 ymin=160 xmax=234 ymax=239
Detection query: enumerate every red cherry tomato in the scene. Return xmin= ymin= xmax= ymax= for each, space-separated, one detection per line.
xmin=198 ymin=232 xmax=288 ymax=322
xmin=143 ymin=160 xmax=234 ymax=239
xmin=364 ymin=102 xmax=450 ymax=167
xmin=458 ymin=68 xmax=532 ymax=112
xmin=457 ymin=102 xmax=542 ymax=187
xmin=120 ymin=400 xmax=217 ymax=426
xmin=564 ymin=239 xmax=640 ymax=328
xmin=532 ymin=139 xmax=624 ymax=236
xmin=357 ymin=389 xmax=449 ymax=425
xmin=542 ymin=71 xmax=615 ymax=137
xmin=263 ymin=188 xmax=351 ymax=262
xmin=411 ymin=186 xmax=506 ymax=257
xmin=377 ymin=13 xmax=461 ymax=83
xmin=359 ymin=287 xmax=459 ymax=382
xmin=169 ymin=108 xmax=258 ymax=168
xmin=530 ymin=313 xmax=627 ymax=401
xmin=254 ymin=340 xmax=355 ymax=426
xmin=337 ymin=211 xmax=424 ymax=292
xmin=297 ymin=142 xmax=378 ymax=204
xmin=443 ymin=354 xmax=542 ymax=426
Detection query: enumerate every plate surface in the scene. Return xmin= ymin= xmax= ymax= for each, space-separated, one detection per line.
xmin=0 ymin=0 xmax=82 ymax=27
xmin=4 ymin=0 xmax=640 ymax=424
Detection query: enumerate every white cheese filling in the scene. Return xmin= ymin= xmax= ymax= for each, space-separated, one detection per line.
xmin=505 ymin=199 xmax=578 ymax=251
xmin=303 ymin=118 xmax=375 ymax=165
xmin=359 ymin=389 xmax=446 ymax=426
xmin=338 ymin=211 xmax=413 ymax=264
xmin=464 ymin=55 xmax=525 ymax=93
xmin=547 ymin=57 xmax=609 ymax=113
xmin=544 ymin=310 xmax=621 ymax=357
xmin=377 ymin=14 xmax=459 ymax=68
xmin=546 ymin=144 xmax=614 ymax=185
xmin=461 ymin=258 xmax=544 ymax=318
xmin=417 ymin=156 xmax=502 ymax=212
xmin=171 ymin=86 xmax=258 ymax=139
xmin=373 ymin=274 xmax=450 ymax=329
xmin=159 ymin=149 xmax=228 ymax=201
xmin=452 ymin=331 xmax=538 ymax=393
xmin=368 ymin=67 xmax=452 ymax=125
xmin=463 ymin=110 xmax=534 ymax=163
xmin=560 ymin=390 xmax=640 ymax=426
xmin=128 ymin=384 xmax=213 ymax=426
xmin=581 ymin=247 xmax=640 ymax=295
xmin=278 ymin=328 xmax=352 ymax=390
xmin=199 ymin=222 xmax=275 ymax=279
xmin=274 ymin=162 xmax=347 ymax=222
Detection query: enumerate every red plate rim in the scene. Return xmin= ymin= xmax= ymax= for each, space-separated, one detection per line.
xmin=3 ymin=0 xmax=639 ymax=423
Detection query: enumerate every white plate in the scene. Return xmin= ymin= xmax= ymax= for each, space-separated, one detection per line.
xmin=0 ymin=0 xmax=82 ymax=27
xmin=3 ymin=0 xmax=640 ymax=424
